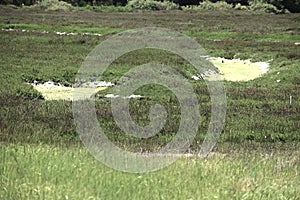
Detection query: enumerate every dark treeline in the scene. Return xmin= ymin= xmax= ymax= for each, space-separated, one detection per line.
xmin=0 ymin=0 xmax=299 ymax=12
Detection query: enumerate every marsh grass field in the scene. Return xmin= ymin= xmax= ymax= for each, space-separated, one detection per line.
xmin=1 ymin=142 xmax=299 ymax=199
xmin=0 ymin=5 xmax=300 ymax=199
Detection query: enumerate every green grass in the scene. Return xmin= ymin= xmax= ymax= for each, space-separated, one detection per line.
xmin=0 ymin=8 xmax=299 ymax=145
xmin=1 ymin=143 xmax=299 ymax=199
xmin=0 ymin=7 xmax=299 ymax=144
xmin=184 ymin=30 xmax=300 ymax=43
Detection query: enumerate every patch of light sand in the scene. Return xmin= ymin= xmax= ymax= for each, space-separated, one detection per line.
xmin=195 ymin=57 xmax=270 ymax=82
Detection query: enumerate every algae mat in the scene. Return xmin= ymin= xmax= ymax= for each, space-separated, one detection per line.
xmin=30 ymin=58 xmax=269 ymax=101
xmin=31 ymin=81 xmax=109 ymax=101
xmin=209 ymin=57 xmax=269 ymax=82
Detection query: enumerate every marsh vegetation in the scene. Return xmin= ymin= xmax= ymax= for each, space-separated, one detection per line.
xmin=0 ymin=5 xmax=299 ymax=199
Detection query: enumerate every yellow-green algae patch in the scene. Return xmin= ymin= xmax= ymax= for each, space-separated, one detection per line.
xmin=209 ymin=57 xmax=269 ymax=82
xmin=32 ymin=58 xmax=269 ymax=101
xmin=31 ymin=82 xmax=107 ymax=101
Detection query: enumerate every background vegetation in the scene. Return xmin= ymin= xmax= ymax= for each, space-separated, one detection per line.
xmin=1 ymin=0 xmax=300 ymax=13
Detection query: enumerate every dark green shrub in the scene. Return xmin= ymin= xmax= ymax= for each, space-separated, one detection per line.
xmin=0 ymin=0 xmax=14 ymax=5
xmin=172 ymin=0 xmax=200 ymax=6
xmin=225 ymin=0 xmax=249 ymax=5
xmin=78 ymin=0 xmax=87 ymax=6
xmin=282 ymin=0 xmax=300 ymax=13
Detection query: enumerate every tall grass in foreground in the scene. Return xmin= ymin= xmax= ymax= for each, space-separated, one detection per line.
xmin=1 ymin=143 xmax=299 ymax=199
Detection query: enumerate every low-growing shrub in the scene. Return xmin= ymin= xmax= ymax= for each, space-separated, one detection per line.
xmin=182 ymin=0 xmax=235 ymax=11
xmin=198 ymin=0 xmax=233 ymax=10
xmin=182 ymin=0 xmax=286 ymax=13
xmin=249 ymin=0 xmax=283 ymax=13
xmin=33 ymin=0 xmax=73 ymax=11
xmin=128 ymin=0 xmax=179 ymax=10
